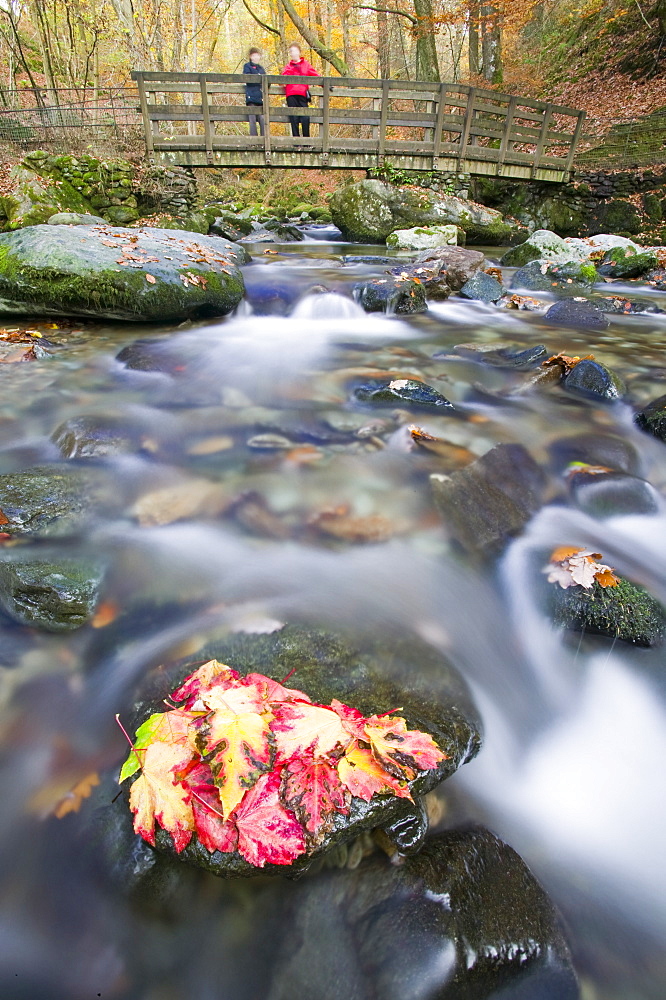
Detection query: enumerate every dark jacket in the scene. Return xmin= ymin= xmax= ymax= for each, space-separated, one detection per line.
xmin=244 ymin=62 xmax=265 ymax=105
xmin=280 ymin=58 xmax=319 ymax=99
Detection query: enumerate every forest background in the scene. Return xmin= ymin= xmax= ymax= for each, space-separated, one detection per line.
xmin=1 ymin=0 xmax=666 ymax=132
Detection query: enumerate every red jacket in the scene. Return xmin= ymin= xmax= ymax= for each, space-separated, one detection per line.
xmin=281 ymin=58 xmax=319 ymax=98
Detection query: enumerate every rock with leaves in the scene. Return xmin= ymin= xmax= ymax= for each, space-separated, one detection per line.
xmin=116 ymin=624 xmax=482 ymax=876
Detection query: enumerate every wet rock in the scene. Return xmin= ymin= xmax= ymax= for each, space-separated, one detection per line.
xmin=567 ymin=469 xmax=660 ymax=518
xmin=0 ymin=465 xmax=99 ymax=537
xmin=550 ymin=577 xmax=666 ymax=647
xmin=264 ymin=221 xmax=305 ymax=242
xmin=0 ymin=225 xmax=248 ymax=322
xmin=329 ymin=179 xmax=522 ymax=245
xmin=563 ymin=359 xmax=626 ymax=401
xmin=411 ymin=246 xmax=486 ymax=292
xmin=208 ymin=218 xmax=247 ymax=242
xmin=341 ymin=255 xmax=396 ymax=265
xmin=115 ymin=338 xmax=182 ymax=374
xmin=451 ymin=342 xmax=547 ymax=369
xmin=458 ymin=271 xmax=504 ymax=303
xmin=47 ymin=211 xmax=107 ymax=226
xmin=595 ymin=294 xmax=664 ymax=315
xmin=544 ymin=298 xmax=609 ymax=330
xmin=548 ymin=432 xmax=642 ymax=476
xmin=635 ymin=394 xmax=666 ymax=442
xmin=122 ymin=625 xmax=482 ymax=877
xmin=500 ymin=229 xmax=583 ymax=267
xmin=431 ymin=443 xmax=546 ymax=556
xmin=386 ymin=224 xmax=458 ymax=250
xmin=266 ymin=827 xmax=578 ymax=1000
xmin=511 ymin=259 xmax=597 ymax=295
xmin=354 ymin=277 xmax=427 ymax=314
xmin=353 ymin=378 xmax=454 ymax=411
xmin=596 ymin=246 xmax=658 ymax=279
xmin=51 ymin=415 xmax=138 ymax=459
xmin=0 ymin=554 xmax=104 ymax=631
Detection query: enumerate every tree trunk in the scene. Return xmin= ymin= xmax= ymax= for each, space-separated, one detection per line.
xmin=413 ymin=0 xmax=440 ymax=81
xmin=279 ymin=0 xmax=349 ymax=74
xmin=655 ymin=0 xmax=666 ymax=35
xmin=468 ymin=2 xmax=480 ymax=75
xmin=377 ymin=6 xmax=391 ymax=77
xmin=480 ymin=3 xmax=502 ymax=84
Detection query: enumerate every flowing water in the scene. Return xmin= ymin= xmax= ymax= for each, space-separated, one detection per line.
xmin=0 ymin=228 xmax=665 ymax=999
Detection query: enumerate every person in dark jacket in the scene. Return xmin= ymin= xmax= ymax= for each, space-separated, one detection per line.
xmin=244 ymin=47 xmax=265 ymax=137
xmin=281 ymin=44 xmax=319 ymax=139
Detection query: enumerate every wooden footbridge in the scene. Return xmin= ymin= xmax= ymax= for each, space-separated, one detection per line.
xmin=132 ymin=72 xmax=585 ymax=183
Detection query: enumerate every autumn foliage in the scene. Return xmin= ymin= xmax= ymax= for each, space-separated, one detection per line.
xmin=118 ymin=661 xmax=445 ymax=867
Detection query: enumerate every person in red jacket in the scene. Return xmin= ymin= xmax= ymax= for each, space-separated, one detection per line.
xmin=281 ymin=44 xmax=319 ymax=139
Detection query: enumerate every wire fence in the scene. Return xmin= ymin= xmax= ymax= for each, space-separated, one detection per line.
xmin=0 ymin=85 xmax=665 ymax=172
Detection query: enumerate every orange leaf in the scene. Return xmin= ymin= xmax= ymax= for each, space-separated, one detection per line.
xmin=337 ymin=741 xmax=412 ymax=801
xmin=53 ymin=771 xmax=100 ymax=818
xmin=550 ymin=545 xmax=584 ymax=563
xmin=145 ymin=273 xmax=157 ymax=284
xmin=0 ymin=509 xmax=8 ymax=525
xmin=91 ymin=600 xmax=119 ymax=628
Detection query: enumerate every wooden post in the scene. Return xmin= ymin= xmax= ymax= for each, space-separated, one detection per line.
xmin=321 ymin=78 xmax=330 ymax=162
xmin=261 ymin=73 xmax=271 ymax=162
xmin=432 ymin=81 xmax=448 ymax=169
xmin=531 ymin=104 xmax=552 ymax=179
xmin=199 ymin=74 xmax=212 ymax=160
xmin=458 ymin=86 xmax=476 ymax=169
xmin=378 ymin=78 xmax=389 ymax=166
xmin=497 ymin=95 xmax=517 ymax=173
xmin=135 ymin=72 xmax=154 ymax=157
xmin=564 ymin=109 xmax=586 ymax=174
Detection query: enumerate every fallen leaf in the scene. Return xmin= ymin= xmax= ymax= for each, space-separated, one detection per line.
xmin=338 ymin=741 xmax=412 ymax=801
xmin=129 ymin=740 xmax=195 ymax=852
xmin=53 ymin=772 xmax=100 ymax=819
xmin=282 ymin=756 xmax=350 ymax=843
xmin=145 ymin=273 xmax=157 ymax=284
xmin=91 ymin=600 xmax=120 ymax=628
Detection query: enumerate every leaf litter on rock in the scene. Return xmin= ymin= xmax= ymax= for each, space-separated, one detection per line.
xmin=118 ymin=660 xmax=446 ymax=866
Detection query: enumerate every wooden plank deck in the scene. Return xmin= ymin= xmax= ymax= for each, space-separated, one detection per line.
xmin=131 ymin=72 xmax=585 ymax=183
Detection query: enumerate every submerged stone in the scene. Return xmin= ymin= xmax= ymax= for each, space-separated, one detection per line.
xmin=354 ymin=277 xmax=427 ymax=314
xmin=0 ymin=465 xmax=98 ymax=537
xmin=431 ymin=443 xmax=546 ymax=556
xmin=0 ymin=225 xmax=248 ymax=322
xmin=563 ymin=359 xmax=626 ymax=401
xmin=353 ymin=378 xmax=454 ymax=411
xmin=545 ymin=298 xmax=609 ymax=331
xmin=119 ymin=625 xmax=482 ymax=877
xmin=567 ymin=469 xmax=660 ymax=518
xmin=548 ymin=432 xmax=642 ymax=476
xmin=550 ymin=577 xmax=666 ymax=647
xmin=0 ymin=555 xmax=104 ymax=631
xmin=51 ymin=415 xmax=139 ymax=459
xmin=452 ymin=342 xmax=547 ymax=369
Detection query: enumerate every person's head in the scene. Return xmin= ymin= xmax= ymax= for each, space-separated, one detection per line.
xmin=248 ymin=47 xmax=261 ymax=64
xmin=288 ymin=44 xmax=302 ymax=62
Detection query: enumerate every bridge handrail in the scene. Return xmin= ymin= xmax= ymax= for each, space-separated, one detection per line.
xmin=131 ymin=71 xmax=585 ymax=181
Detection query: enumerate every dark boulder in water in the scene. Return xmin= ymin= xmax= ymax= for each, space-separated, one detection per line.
xmin=431 ymin=443 xmax=546 ymax=556
xmin=635 ymin=394 xmax=666 ymax=443
xmin=353 ymin=378 xmax=454 ymax=411
xmin=458 ymin=270 xmax=504 ymax=303
xmin=547 ymin=432 xmax=642 ymax=477
xmin=354 ymin=276 xmax=427 ymax=314
xmin=563 ymin=359 xmax=626 ymax=401
xmin=567 ymin=469 xmax=660 ymax=518
xmin=544 ymin=298 xmax=609 ymax=331
xmin=0 ymin=554 xmax=104 ymax=631
xmin=550 ymin=577 xmax=666 ymax=647
xmin=451 ymin=341 xmax=548 ymax=370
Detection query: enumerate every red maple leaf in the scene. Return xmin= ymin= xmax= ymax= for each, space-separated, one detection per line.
xmin=231 ymin=767 xmax=306 ymax=867
xmin=282 ymin=755 xmax=350 ymax=842
xmin=171 ymin=659 xmax=240 ymax=706
xmin=188 ymin=762 xmax=238 ymax=854
xmin=363 ymin=714 xmax=446 ymax=780
xmin=337 ymin=740 xmax=412 ymax=802
xmin=271 ymin=701 xmax=350 ymax=761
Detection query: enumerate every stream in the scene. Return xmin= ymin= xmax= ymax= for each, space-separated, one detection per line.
xmin=0 ymin=227 xmax=665 ymax=999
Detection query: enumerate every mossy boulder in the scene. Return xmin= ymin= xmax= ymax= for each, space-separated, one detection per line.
xmin=48 ymin=212 xmax=108 ymax=226
xmin=0 ymin=554 xmax=104 ymax=631
xmin=500 ymin=229 xmax=585 ymax=267
xmin=0 ymin=465 xmax=99 ymax=537
xmin=596 ymin=245 xmax=659 ymax=278
xmin=510 ymin=259 xmax=597 ymax=295
xmin=551 ymin=577 xmax=666 ymax=647
xmin=0 ymin=166 xmax=90 ymax=230
xmin=589 ymin=199 xmax=642 ymax=236
xmin=330 ymin=180 xmax=521 ymax=245
xmin=354 ymin=277 xmax=427 ymax=314
xmin=0 ymin=225 xmax=248 ymax=321
xmin=121 ymin=625 xmax=482 ymax=877
xmin=635 ymin=394 xmax=666 ymax=442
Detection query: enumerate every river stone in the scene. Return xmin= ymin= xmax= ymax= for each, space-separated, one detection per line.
xmin=263 ymin=827 xmax=578 ymax=1000
xmin=500 ymin=229 xmax=583 ymax=267
xmin=51 ymin=415 xmax=139 ymax=459
xmin=48 ymin=212 xmax=107 ymax=226
xmin=0 ymin=465 xmax=100 ymax=537
xmin=563 ymin=359 xmax=626 ymax=401
xmin=459 ymin=271 xmax=504 ymax=303
xmin=550 ymin=577 xmax=666 ymax=647
xmin=0 ymin=554 xmax=104 ymax=631
xmin=635 ymin=394 xmax=666 ymax=442
xmin=547 ymin=432 xmax=642 ymax=476
xmin=386 ymin=224 xmax=458 ymax=250
xmin=209 ymin=218 xmax=246 ymax=242
xmin=567 ymin=469 xmax=660 ymax=518
xmin=353 ymin=378 xmax=454 ymax=411
xmin=431 ymin=443 xmax=546 ymax=556
xmin=330 ymin=179 xmax=521 ymax=245
xmin=0 ymin=225 xmax=249 ymax=321
xmin=452 ymin=342 xmax=547 ymax=369
xmin=354 ymin=277 xmax=427 ymax=314
xmin=564 ymin=234 xmax=641 ymax=256
xmin=544 ymin=298 xmax=609 ymax=330
xmin=406 ymin=246 xmax=487 ymax=297
xmin=511 ymin=259 xmax=597 ymax=294
xmin=596 ymin=245 xmax=659 ymax=279
xmin=121 ymin=625 xmax=482 ymax=877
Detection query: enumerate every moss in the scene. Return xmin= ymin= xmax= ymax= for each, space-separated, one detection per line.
xmin=551 ymin=577 xmax=666 ymax=647
xmin=0 ymin=556 xmax=104 ymax=631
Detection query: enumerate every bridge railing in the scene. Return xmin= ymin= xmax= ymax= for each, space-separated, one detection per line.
xmin=132 ymin=72 xmax=585 ymax=181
